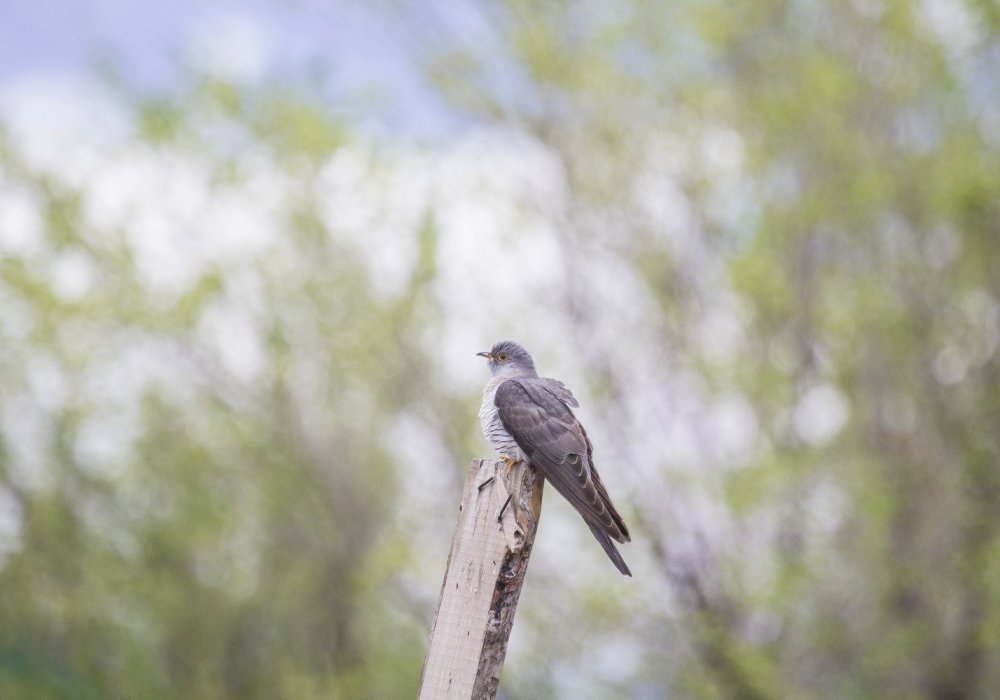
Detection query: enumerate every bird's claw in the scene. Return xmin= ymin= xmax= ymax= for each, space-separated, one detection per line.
xmin=500 ymin=455 xmax=520 ymax=476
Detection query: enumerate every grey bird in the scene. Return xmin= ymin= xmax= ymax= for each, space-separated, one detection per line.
xmin=477 ymin=340 xmax=632 ymax=576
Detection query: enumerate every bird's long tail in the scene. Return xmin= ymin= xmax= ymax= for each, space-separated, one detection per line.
xmin=587 ymin=522 xmax=632 ymax=577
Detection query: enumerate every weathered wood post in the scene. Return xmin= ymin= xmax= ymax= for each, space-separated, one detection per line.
xmin=418 ymin=458 xmax=544 ymax=700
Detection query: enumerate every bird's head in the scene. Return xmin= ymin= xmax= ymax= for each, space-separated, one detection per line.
xmin=477 ymin=340 xmax=538 ymax=378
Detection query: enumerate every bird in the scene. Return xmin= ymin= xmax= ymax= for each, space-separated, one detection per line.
xmin=477 ymin=340 xmax=632 ymax=576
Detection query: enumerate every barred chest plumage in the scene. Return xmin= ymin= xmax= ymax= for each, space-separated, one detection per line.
xmin=479 ymin=377 xmax=526 ymax=461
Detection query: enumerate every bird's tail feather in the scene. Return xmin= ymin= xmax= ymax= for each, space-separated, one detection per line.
xmin=587 ymin=522 xmax=632 ymax=577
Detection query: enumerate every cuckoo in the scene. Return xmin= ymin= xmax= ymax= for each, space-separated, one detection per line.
xmin=477 ymin=340 xmax=632 ymax=576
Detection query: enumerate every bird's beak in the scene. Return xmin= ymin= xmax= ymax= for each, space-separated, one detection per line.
xmin=476 ymin=351 xmax=492 ymax=359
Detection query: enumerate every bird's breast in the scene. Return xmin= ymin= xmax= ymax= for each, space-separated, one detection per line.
xmin=479 ymin=378 xmax=524 ymax=459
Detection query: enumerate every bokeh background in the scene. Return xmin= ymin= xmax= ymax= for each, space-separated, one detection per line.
xmin=2 ymin=1 xmax=999 ymax=698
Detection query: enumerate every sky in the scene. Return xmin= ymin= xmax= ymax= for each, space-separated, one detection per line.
xmin=0 ymin=0 xmax=478 ymax=139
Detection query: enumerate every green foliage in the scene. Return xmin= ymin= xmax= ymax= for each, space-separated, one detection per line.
xmin=0 ymin=82 xmax=439 ymax=697
xmin=2 ymin=0 xmax=999 ymax=697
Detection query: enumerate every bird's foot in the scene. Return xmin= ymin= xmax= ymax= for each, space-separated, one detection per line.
xmin=500 ymin=455 xmax=521 ymax=476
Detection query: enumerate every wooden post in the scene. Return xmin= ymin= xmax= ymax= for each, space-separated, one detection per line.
xmin=418 ymin=458 xmax=544 ymax=700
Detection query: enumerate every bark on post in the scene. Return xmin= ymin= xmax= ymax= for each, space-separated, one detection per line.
xmin=418 ymin=458 xmax=544 ymax=700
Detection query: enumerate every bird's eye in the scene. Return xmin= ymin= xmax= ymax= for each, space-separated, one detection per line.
xmin=498 ymin=352 xmax=509 ymax=361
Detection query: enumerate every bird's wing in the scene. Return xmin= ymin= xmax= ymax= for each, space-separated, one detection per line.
xmin=539 ymin=377 xmax=579 ymax=407
xmin=495 ymin=378 xmax=629 ymax=543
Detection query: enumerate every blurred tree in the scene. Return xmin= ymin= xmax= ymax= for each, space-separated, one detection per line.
xmin=0 ymin=0 xmax=998 ymax=698
xmin=418 ymin=0 xmax=1000 ymax=697
xmin=0 ymin=85 xmax=456 ymax=698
